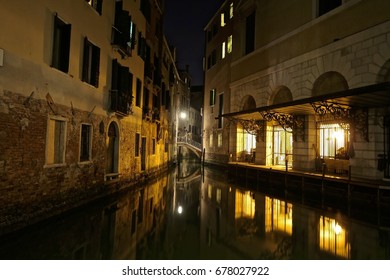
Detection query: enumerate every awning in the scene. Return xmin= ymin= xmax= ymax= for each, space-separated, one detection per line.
xmin=221 ymin=81 xmax=390 ymax=120
xmin=221 ymin=82 xmax=390 ymax=142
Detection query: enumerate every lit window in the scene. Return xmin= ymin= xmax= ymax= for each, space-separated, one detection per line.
xmin=218 ymin=133 xmax=222 ymax=147
xmin=221 ymin=13 xmax=226 ymax=27
xmin=319 ymin=123 xmax=349 ymax=159
xmin=229 ymin=2 xmax=234 ymax=19
xmin=209 ymin=89 xmax=216 ymax=106
xmin=227 ymin=35 xmax=233 ymax=53
xmin=216 ymin=188 xmax=222 ymax=204
xmin=80 ymin=124 xmax=92 ymax=162
xmin=46 ymin=117 xmax=67 ymax=165
xmin=209 ymin=133 xmax=213 ymax=148
xmin=208 ymin=184 xmax=212 ymax=199
xmin=221 ymin=41 xmax=226 ymax=59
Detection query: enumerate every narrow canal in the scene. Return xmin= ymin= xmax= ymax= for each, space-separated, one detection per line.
xmin=0 ymin=160 xmax=389 ymax=260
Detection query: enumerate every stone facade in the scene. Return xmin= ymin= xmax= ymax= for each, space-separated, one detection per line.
xmin=0 ymin=0 xmax=184 ymax=228
xmin=203 ymin=0 xmax=390 ymax=180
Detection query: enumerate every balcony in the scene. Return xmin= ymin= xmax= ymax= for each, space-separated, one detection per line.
xmin=111 ymin=26 xmax=131 ymax=58
xmin=110 ymin=90 xmax=133 ymax=116
xmin=142 ymin=107 xmax=160 ymax=122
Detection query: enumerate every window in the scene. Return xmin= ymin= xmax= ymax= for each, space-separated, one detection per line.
xmin=221 ymin=41 xmax=226 ymax=59
xmin=207 ymin=49 xmax=217 ymax=69
xmin=218 ymin=133 xmax=222 ymax=147
xmin=152 ymin=139 xmax=156 ymax=154
xmin=136 ymin=78 xmax=142 ymax=107
xmin=86 ymin=0 xmax=102 ymax=15
xmin=82 ymin=38 xmax=100 ymax=87
xmin=80 ymin=124 xmax=92 ymax=162
xmin=46 ymin=117 xmax=67 ymax=165
xmin=209 ymin=133 xmax=213 ymax=148
xmin=128 ymin=20 xmax=137 ymax=50
xmin=135 ymin=133 xmax=140 ymax=157
xmin=138 ymin=33 xmax=147 ymax=60
xmin=245 ymin=11 xmax=255 ymax=55
xmin=229 ymin=3 xmax=234 ymax=19
xmin=273 ymin=126 xmax=292 ymax=166
xmin=318 ymin=0 xmax=342 ymax=17
xmin=112 ymin=2 xmax=136 ymax=56
xmin=52 ymin=15 xmax=71 ymax=73
xmin=319 ymin=123 xmax=349 ymax=159
xmin=111 ymin=59 xmax=133 ymax=115
xmin=209 ymin=89 xmax=216 ymax=107
xmin=216 ymin=189 xmax=222 ymax=204
xmin=221 ymin=13 xmax=226 ymax=27
xmin=227 ymin=35 xmax=233 ymax=53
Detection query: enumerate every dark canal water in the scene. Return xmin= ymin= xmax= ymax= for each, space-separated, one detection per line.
xmin=0 ymin=160 xmax=389 ymax=260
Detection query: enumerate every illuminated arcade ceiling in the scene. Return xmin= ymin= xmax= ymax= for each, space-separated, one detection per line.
xmin=222 ymin=82 xmax=390 ymax=141
xmin=222 ymin=82 xmax=390 ymax=120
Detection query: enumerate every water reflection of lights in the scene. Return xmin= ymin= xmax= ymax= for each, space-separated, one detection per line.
xmin=177 ymin=205 xmax=183 ymax=214
xmin=334 ymin=223 xmax=342 ymax=235
xmin=319 ymin=216 xmax=350 ymax=258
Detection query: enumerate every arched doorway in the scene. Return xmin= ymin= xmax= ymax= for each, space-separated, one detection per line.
xmin=106 ymin=122 xmax=119 ymax=176
xmin=237 ymin=95 xmax=257 ymax=162
xmin=269 ymin=86 xmax=293 ymax=167
xmin=312 ymin=72 xmax=350 ymax=174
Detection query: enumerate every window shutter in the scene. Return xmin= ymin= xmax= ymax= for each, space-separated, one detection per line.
xmin=111 ymin=59 xmax=119 ymax=90
xmin=119 ymin=65 xmax=130 ymax=95
xmin=82 ymin=37 xmax=90 ymax=82
xmin=117 ymin=10 xmax=130 ymax=47
xmin=92 ymin=45 xmax=100 ymax=87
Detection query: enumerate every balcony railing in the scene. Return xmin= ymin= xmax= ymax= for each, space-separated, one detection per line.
xmin=110 ymin=90 xmax=133 ymax=116
xmin=111 ymin=26 xmax=131 ymax=58
xmin=143 ymin=107 xmax=160 ymax=122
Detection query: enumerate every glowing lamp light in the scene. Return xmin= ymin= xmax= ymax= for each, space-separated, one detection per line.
xmin=177 ymin=206 xmax=183 ymax=214
xmin=180 ymin=112 xmax=187 ymax=119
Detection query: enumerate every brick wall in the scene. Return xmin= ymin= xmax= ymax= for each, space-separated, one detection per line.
xmin=0 ymin=89 xmax=107 ymax=213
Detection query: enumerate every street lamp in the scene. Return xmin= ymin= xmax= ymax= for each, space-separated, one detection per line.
xmin=180 ymin=112 xmax=187 ymax=119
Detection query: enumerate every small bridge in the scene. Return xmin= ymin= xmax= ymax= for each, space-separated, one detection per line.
xmin=177 ymin=137 xmax=203 ymax=158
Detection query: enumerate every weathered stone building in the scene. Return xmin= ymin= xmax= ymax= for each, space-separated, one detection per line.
xmin=0 ymin=0 xmax=184 ymax=224
xmin=204 ymin=0 xmax=390 ymax=180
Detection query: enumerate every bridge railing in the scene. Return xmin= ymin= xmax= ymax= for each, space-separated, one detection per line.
xmin=177 ymin=137 xmax=202 ymax=151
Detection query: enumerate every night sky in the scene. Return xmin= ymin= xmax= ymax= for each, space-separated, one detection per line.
xmin=164 ymin=0 xmax=223 ymax=86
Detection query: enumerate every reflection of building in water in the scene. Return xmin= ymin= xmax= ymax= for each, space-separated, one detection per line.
xmin=265 ymin=197 xmax=292 ymax=235
xmin=199 ymin=168 xmax=390 ymax=259
xmin=111 ymin=174 xmax=168 ymax=259
xmin=235 ymin=190 xmax=255 ymax=219
xmin=319 ymin=216 xmax=350 ymax=259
